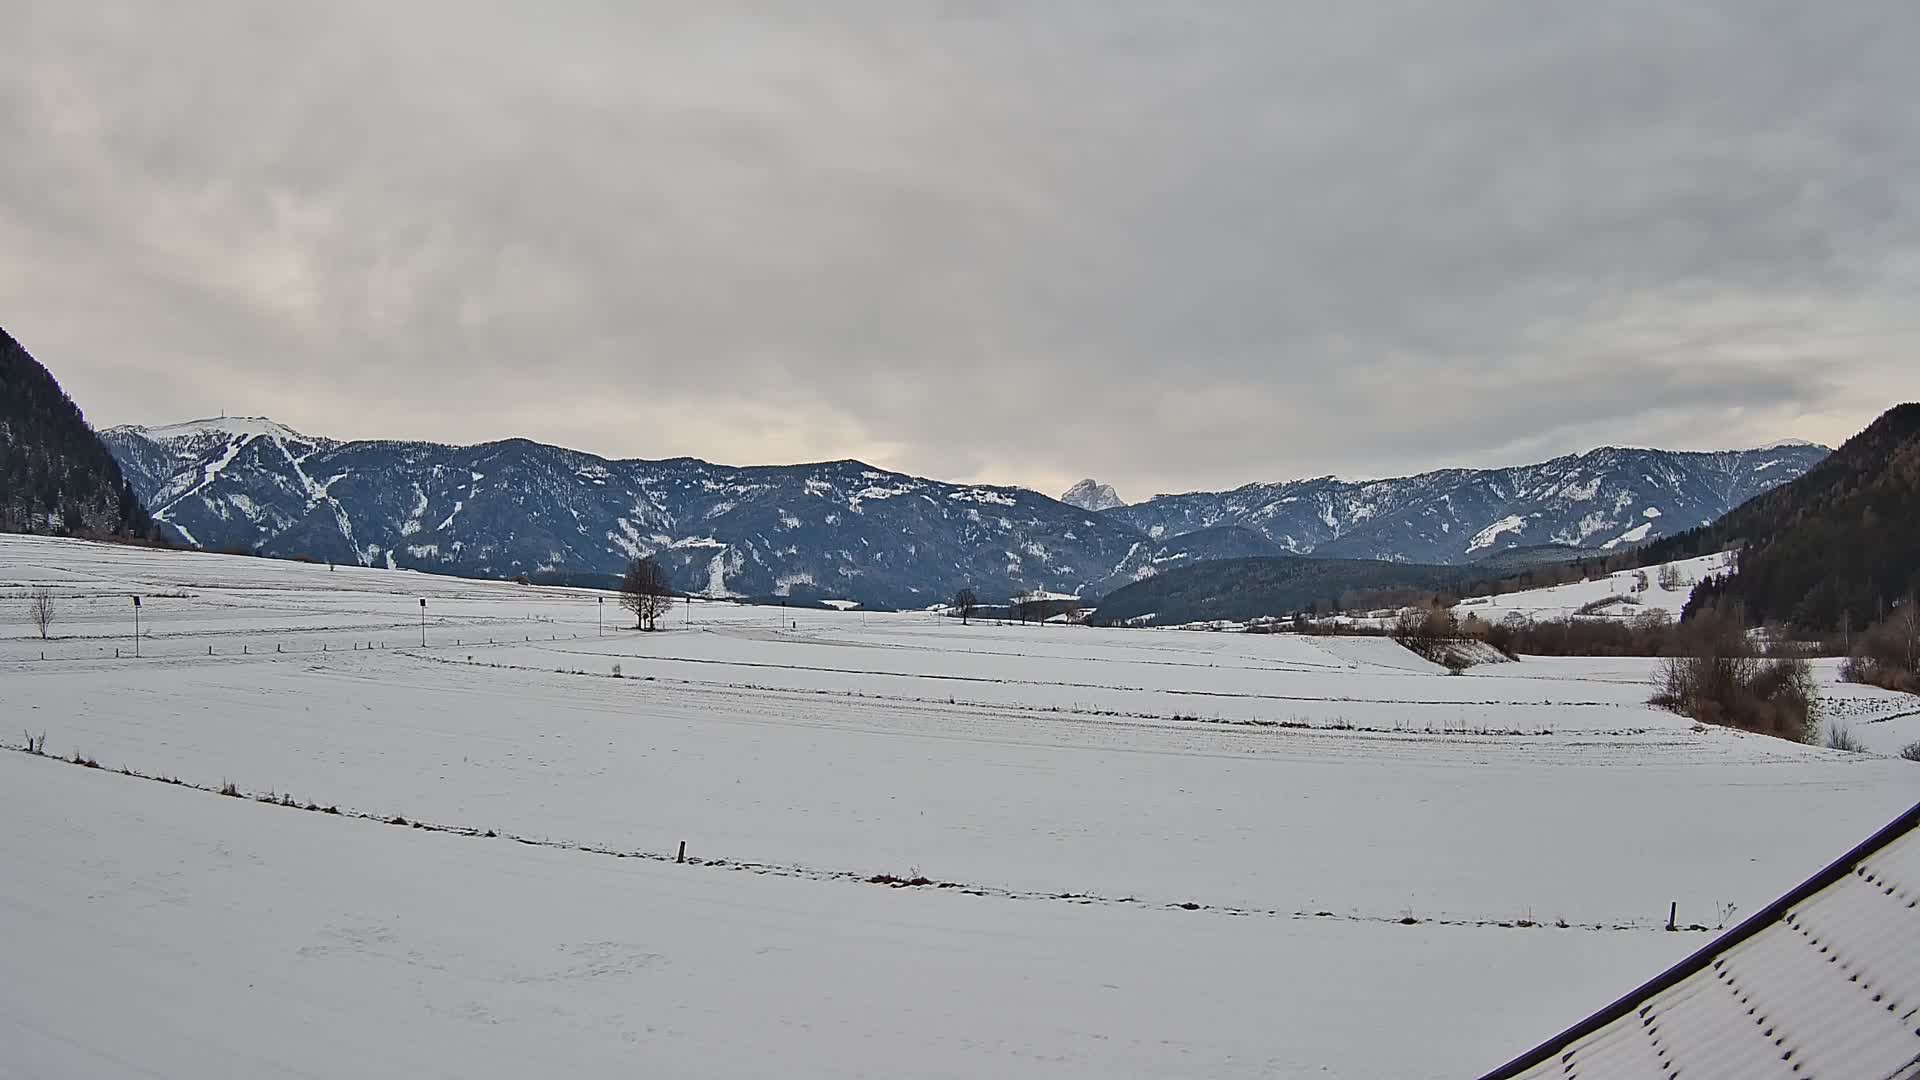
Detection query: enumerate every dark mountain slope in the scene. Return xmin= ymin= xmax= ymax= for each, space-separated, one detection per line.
xmin=1676 ymin=404 xmax=1920 ymax=631
xmin=1089 ymin=556 xmax=1464 ymax=627
xmin=0 ymin=328 xmax=153 ymax=538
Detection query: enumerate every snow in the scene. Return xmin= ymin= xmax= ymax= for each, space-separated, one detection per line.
xmin=1467 ymin=513 xmax=1528 ymax=553
xmin=1602 ymin=521 xmax=1653 ymax=548
xmin=1 ymin=751 xmax=1695 ymax=1080
xmin=1455 ymin=552 xmax=1733 ymax=622
xmin=2 ymin=534 xmax=1916 ymax=1077
xmin=159 ymin=430 xmax=251 ymax=513
xmin=125 ymin=415 xmax=314 ymax=443
xmin=854 ymin=484 xmax=915 ymax=501
xmin=701 ymin=552 xmax=734 ymax=596
xmin=772 ymin=571 xmax=815 ymax=596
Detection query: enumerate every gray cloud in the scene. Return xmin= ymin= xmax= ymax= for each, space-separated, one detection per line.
xmin=4 ymin=1 xmax=1917 ymax=500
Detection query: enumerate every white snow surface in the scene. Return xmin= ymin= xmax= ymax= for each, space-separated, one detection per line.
xmin=117 ymin=415 xmax=316 ymax=443
xmin=1467 ymin=513 xmax=1528 ymax=553
xmin=1455 ymin=551 xmax=1734 ymax=623
xmin=3 ymin=534 xmax=1916 ymax=1077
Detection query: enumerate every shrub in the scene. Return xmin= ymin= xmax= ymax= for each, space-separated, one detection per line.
xmin=1575 ymin=595 xmax=1639 ymax=616
xmin=1840 ymin=607 xmax=1920 ymax=693
xmin=1649 ymin=614 xmax=1818 ymax=742
xmin=1823 ymin=724 xmax=1865 ymax=753
xmin=1485 ymin=611 xmax=1684 ymax=658
xmin=1901 ymin=741 xmax=1920 ymax=762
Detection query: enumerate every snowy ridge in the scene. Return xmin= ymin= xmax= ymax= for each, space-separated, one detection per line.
xmin=101 ymin=419 xmax=1822 ymax=605
xmin=1107 ymin=444 xmax=1828 ymax=564
xmin=110 ymin=416 xmax=321 ymax=444
xmin=1061 ymin=478 xmax=1125 ymax=512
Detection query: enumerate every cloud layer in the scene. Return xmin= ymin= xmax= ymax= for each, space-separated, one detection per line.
xmin=5 ymin=1 xmax=1917 ymax=499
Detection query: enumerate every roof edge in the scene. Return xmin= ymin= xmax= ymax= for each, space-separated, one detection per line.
xmin=1481 ymin=800 xmax=1920 ymax=1079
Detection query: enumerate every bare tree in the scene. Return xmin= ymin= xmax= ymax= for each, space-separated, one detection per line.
xmin=620 ymin=556 xmax=674 ymax=631
xmin=28 ymin=587 xmax=54 ymax=640
xmin=1895 ymin=598 xmax=1920 ymax=672
xmin=952 ymin=588 xmax=978 ymax=625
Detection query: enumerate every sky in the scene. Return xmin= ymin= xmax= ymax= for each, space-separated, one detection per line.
xmin=4 ymin=2 xmax=1917 ymax=501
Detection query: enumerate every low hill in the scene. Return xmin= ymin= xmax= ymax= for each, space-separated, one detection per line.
xmin=1675 ymin=403 xmax=1920 ymax=632
xmin=1074 ymin=525 xmax=1285 ymax=599
xmin=0 ymin=328 xmax=154 ymax=539
xmin=1087 ymin=555 xmax=1464 ymax=626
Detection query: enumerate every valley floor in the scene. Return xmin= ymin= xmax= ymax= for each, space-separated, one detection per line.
xmin=3 ymin=534 xmax=1916 ymax=1077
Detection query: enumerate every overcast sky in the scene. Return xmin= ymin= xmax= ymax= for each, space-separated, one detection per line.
xmin=5 ymin=2 xmax=1917 ymax=499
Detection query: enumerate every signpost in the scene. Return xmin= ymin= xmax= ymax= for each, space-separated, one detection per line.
xmin=419 ymin=597 xmax=427 ymax=647
xmin=132 ymin=595 xmax=142 ymax=658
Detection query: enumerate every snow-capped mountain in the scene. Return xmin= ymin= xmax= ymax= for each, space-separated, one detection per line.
xmin=1060 ymin=478 xmax=1125 ymax=512
xmin=1103 ymin=444 xmax=1829 ymax=564
xmin=99 ymin=418 xmax=1826 ymax=604
xmin=101 ymin=418 xmax=1150 ymax=606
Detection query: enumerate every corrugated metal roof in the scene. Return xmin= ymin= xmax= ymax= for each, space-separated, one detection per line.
xmin=1486 ymin=802 xmax=1920 ymax=1080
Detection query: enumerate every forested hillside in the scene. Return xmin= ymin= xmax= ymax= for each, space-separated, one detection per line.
xmin=1681 ymin=404 xmax=1919 ymax=632
xmin=0 ymin=328 xmax=154 ymax=539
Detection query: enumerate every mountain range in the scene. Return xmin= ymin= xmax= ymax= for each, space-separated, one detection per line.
xmin=98 ymin=415 xmax=1825 ymax=607
xmin=1104 ymin=443 xmax=1829 ymax=565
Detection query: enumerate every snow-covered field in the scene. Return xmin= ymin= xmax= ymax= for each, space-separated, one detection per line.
xmin=1452 ymin=551 xmax=1733 ymax=622
xmin=4 ymin=534 xmax=1916 ymax=1077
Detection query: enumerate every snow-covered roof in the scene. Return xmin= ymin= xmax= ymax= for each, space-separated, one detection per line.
xmin=1486 ymin=802 xmax=1920 ymax=1080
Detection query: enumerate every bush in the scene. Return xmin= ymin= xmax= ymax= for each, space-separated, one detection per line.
xmin=1485 ymin=611 xmax=1683 ymax=658
xmin=1840 ymin=607 xmax=1920 ymax=693
xmin=1901 ymin=741 xmax=1920 ymax=762
xmin=1823 ymin=724 xmax=1866 ymax=753
xmin=1649 ymin=614 xmax=1818 ymax=742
